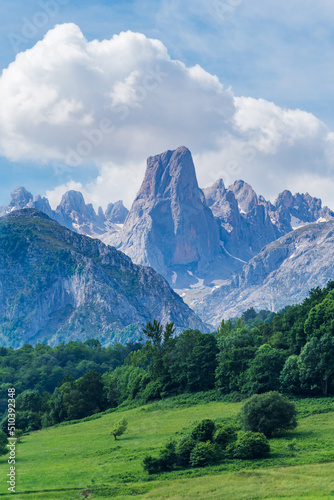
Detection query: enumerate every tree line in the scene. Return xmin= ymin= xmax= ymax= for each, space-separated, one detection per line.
xmin=1 ymin=281 xmax=334 ymax=434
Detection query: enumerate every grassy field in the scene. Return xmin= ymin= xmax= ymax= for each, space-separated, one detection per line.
xmin=0 ymin=395 xmax=334 ymax=499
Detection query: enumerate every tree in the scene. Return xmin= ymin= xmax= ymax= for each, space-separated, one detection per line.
xmin=231 ymin=431 xmax=270 ymax=459
xmin=189 ymin=441 xmax=216 ymax=467
xmin=280 ymin=355 xmax=302 ymax=395
xmin=244 ymin=345 xmax=286 ymax=394
xmin=215 ymin=328 xmax=258 ymax=393
xmin=299 ymin=333 xmax=334 ymax=395
xmin=214 ymin=425 xmax=237 ymax=449
xmin=191 ymin=419 xmax=215 ymax=442
xmin=111 ymin=418 xmax=128 ymax=440
xmin=241 ymin=392 xmax=297 ymax=437
xmin=304 ymin=291 xmax=334 ymax=341
xmin=176 ymin=435 xmax=197 ymax=467
xmin=142 ymin=321 xmax=175 ymax=380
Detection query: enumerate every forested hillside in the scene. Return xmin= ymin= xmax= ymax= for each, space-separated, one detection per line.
xmin=1 ymin=281 xmax=334 ymax=435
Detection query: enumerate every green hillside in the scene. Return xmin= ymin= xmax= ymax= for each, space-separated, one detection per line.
xmin=0 ymin=396 xmax=334 ymax=499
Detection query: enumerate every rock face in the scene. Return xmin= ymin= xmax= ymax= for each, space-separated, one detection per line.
xmin=0 ymin=209 xmax=207 ymax=348
xmin=0 ymin=188 xmax=129 ymax=238
xmin=54 ymin=190 xmax=106 ymax=236
xmin=105 ymin=201 xmax=129 ymax=224
xmin=107 ymin=147 xmax=222 ymax=283
xmin=270 ymin=190 xmax=334 ymax=234
xmin=195 ymin=221 xmax=334 ymax=324
xmin=9 ymin=187 xmax=34 ymax=210
xmin=203 ymin=179 xmax=278 ymax=262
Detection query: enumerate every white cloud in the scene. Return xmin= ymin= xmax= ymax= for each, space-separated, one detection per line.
xmin=1 ymin=23 xmax=334 ymax=209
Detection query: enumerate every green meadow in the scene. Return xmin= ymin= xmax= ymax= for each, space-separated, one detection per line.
xmin=1 ymin=395 xmax=334 ymax=499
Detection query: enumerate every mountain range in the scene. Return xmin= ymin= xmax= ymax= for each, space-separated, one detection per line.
xmin=1 ymin=145 xmax=334 ymax=336
xmin=0 ymin=209 xmax=206 ymax=347
xmin=0 ymin=187 xmax=129 ymax=237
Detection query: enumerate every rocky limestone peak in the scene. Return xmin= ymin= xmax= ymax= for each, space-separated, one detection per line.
xmin=274 ymin=190 xmax=294 ymax=210
xmin=139 ymin=146 xmax=200 ymax=203
xmin=229 ymin=180 xmax=258 ymax=214
xmin=105 ymin=201 xmax=129 ymax=224
xmin=34 ymin=195 xmax=53 ymax=217
xmin=105 ymin=203 xmax=114 ymax=217
xmin=9 ymin=187 xmax=33 ymax=209
xmin=109 ymin=146 xmax=221 ymax=276
xmin=203 ymin=179 xmax=226 ymax=207
xmin=57 ymin=190 xmax=89 ymax=215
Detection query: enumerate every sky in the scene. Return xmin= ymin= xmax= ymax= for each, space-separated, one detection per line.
xmin=1 ymin=0 xmax=334 ymax=210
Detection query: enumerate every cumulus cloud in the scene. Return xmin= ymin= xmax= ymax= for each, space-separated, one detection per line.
xmin=1 ymin=23 xmax=334 ymax=208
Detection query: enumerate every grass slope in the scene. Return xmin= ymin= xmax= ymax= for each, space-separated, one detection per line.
xmin=0 ymin=396 xmax=334 ymax=499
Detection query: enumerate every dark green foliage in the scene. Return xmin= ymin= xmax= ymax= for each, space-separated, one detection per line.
xmin=158 ymin=440 xmax=177 ymax=471
xmin=280 ymin=355 xmax=302 ymax=395
xmin=215 ymin=328 xmax=258 ymax=393
xmin=165 ymin=330 xmax=218 ymax=394
xmin=230 ymin=431 xmax=270 ymax=459
xmin=304 ymin=290 xmax=334 ymax=340
xmin=0 ymin=430 xmax=8 ymax=455
xmin=142 ymin=455 xmax=162 ymax=475
xmin=176 ymin=435 xmax=197 ymax=467
xmin=189 ymin=441 xmax=216 ymax=467
xmin=191 ymin=419 xmax=216 ymax=442
xmin=299 ymin=334 xmax=334 ymax=395
xmin=241 ymin=392 xmax=297 ymax=437
xmin=244 ymin=345 xmax=287 ymax=394
xmin=142 ymin=440 xmax=177 ymax=474
xmin=214 ymin=425 xmax=237 ymax=448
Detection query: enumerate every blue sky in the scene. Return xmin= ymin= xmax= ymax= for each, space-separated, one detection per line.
xmin=1 ymin=0 xmax=334 ymax=208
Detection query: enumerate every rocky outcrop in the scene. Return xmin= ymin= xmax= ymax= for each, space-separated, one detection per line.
xmin=9 ymin=186 xmax=34 ymax=209
xmin=105 ymin=201 xmax=129 ymax=224
xmin=194 ymin=220 xmax=334 ymax=324
xmin=54 ymin=190 xmax=106 ymax=236
xmin=107 ymin=147 xmax=222 ymax=284
xmin=0 ymin=209 xmax=208 ymax=348
xmin=203 ymin=179 xmax=278 ymax=262
xmin=0 ymin=187 xmax=129 ymax=238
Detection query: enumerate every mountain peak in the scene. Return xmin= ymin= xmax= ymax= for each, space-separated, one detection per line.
xmin=108 ymin=146 xmax=221 ymax=279
xmin=229 ymin=179 xmax=258 ymax=213
xmin=58 ymin=190 xmax=87 ymax=213
xmin=9 ymin=187 xmax=33 ymax=209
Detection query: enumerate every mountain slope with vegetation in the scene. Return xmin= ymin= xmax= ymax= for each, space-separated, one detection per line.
xmin=0 ymin=209 xmax=206 ymax=347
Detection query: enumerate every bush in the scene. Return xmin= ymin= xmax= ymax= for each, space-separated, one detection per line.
xmin=231 ymin=431 xmax=270 ymax=459
xmin=142 ymin=440 xmax=177 ymax=474
xmin=241 ymin=391 xmax=297 ymax=437
xmin=159 ymin=440 xmax=177 ymax=472
xmin=142 ymin=455 xmax=161 ymax=475
xmin=214 ymin=425 xmax=237 ymax=448
xmin=189 ymin=441 xmax=216 ymax=467
xmin=140 ymin=380 xmax=162 ymax=403
xmin=176 ymin=435 xmax=197 ymax=467
xmin=191 ymin=419 xmax=215 ymax=442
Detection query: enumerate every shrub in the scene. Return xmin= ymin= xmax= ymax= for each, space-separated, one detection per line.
xmin=241 ymin=391 xmax=297 ymax=437
xmin=231 ymin=431 xmax=270 ymax=459
xmin=189 ymin=441 xmax=216 ymax=467
xmin=159 ymin=440 xmax=177 ymax=472
xmin=142 ymin=455 xmax=161 ymax=475
xmin=191 ymin=419 xmax=215 ymax=442
xmin=140 ymin=380 xmax=162 ymax=403
xmin=142 ymin=440 xmax=177 ymax=474
xmin=176 ymin=435 xmax=197 ymax=467
xmin=214 ymin=425 xmax=237 ymax=448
